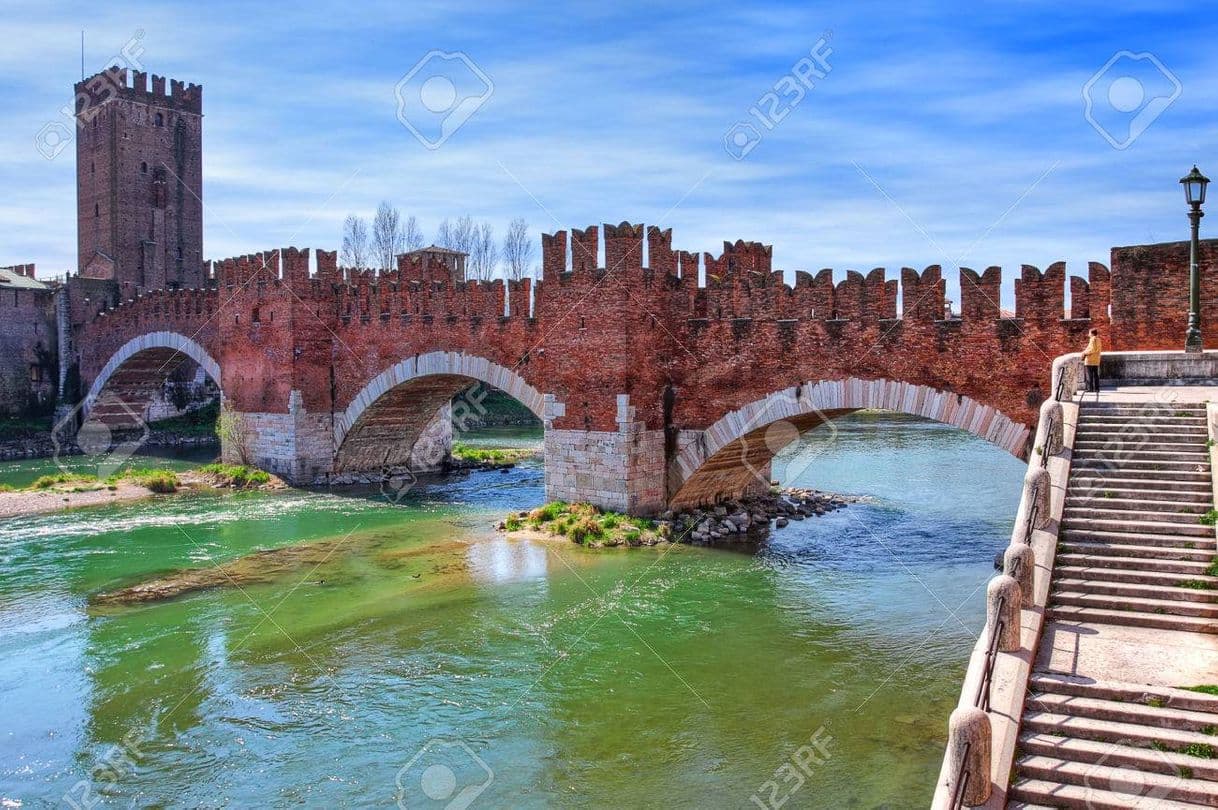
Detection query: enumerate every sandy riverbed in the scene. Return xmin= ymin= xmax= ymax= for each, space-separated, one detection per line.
xmin=0 ymin=482 xmax=158 ymax=519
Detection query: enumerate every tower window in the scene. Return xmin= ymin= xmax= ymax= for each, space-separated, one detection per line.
xmin=94 ymin=203 xmax=99 ymax=217
xmin=155 ymin=113 xmax=164 ymax=126
xmin=91 ymin=161 xmax=95 ymax=174
xmin=141 ymin=162 xmax=147 ymax=173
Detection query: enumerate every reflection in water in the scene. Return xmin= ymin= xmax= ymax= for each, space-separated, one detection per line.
xmin=0 ymin=417 xmax=1023 ymax=807
xmin=466 ymin=536 xmax=551 ymax=585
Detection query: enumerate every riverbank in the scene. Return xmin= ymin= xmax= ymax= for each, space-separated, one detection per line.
xmin=0 ymin=463 xmax=282 ymax=518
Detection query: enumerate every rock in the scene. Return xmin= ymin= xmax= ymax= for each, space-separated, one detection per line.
xmin=775 ymin=517 xmax=789 ymax=528
xmin=713 ymin=505 xmax=727 ymax=517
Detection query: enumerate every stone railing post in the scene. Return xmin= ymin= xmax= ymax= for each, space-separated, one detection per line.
xmin=987 ymin=575 xmax=1022 ymax=652
xmin=1051 ymin=353 xmax=1081 ymax=402
xmin=1022 ymin=466 xmax=1051 ymax=535
xmin=946 ymin=706 xmax=992 ymax=807
xmin=1003 ymin=544 xmax=1036 ymax=607
xmin=1038 ymin=399 xmax=1064 ymax=456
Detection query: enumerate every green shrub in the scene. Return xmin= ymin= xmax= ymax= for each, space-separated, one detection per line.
xmin=504 ymin=515 xmax=522 ymax=531
xmin=197 ymin=463 xmax=270 ymax=488
xmin=1201 ymin=510 xmax=1218 ymax=527
xmin=32 ymin=473 xmax=73 ymax=489
xmin=132 ymin=470 xmax=178 ymax=493
xmin=1183 ymin=685 xmax=1218 ymax=696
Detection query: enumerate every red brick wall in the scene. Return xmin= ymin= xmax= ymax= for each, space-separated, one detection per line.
xmin=72 ymin=229 xmax=1211 ymax=455
xmin=0 ymin=286 xmax=56 ymax=416
xmin=1110 ymin=238 xmax=1218 ymax=350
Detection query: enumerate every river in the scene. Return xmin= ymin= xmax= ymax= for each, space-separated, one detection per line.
xmin=0 ymin=412 xmax=1023 ymax=808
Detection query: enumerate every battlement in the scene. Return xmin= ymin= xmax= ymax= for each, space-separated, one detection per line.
xmin=74 ymin=66 xmax=203 ymax=116
xmin=187 ymin=226 xmax=1117 ymax=333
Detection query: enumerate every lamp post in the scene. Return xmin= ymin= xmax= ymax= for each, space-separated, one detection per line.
xmin=1181 ymin=165 xmax=1210 ymax=353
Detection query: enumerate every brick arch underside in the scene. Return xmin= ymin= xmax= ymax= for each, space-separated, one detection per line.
xmin=332 ymin=352 xmax=545 ymax=473
xmin=669 ymin=378 xmax=1031 ymax=509
xmin=82 ymin=331 xmax=221 ymax=427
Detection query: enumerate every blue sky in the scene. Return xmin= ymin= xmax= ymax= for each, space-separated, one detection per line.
xmin=1 ymin=0 xmax=1215 ymax=308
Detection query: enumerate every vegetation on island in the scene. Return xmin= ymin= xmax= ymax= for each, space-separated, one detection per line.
xmin=0 ymin=467 xmax=181 ymax=494
xmin=195 ymin=463 xmax=271 ymax=488
xmin=505 ymin=501 xmax=666 ymax=547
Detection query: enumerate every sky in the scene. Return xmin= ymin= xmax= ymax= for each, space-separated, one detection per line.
xmin=1 ymin=0 xmax=1215 ymax=309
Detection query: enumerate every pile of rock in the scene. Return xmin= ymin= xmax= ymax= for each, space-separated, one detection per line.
xmin=658 ymin=488 xmax=858 ymax=545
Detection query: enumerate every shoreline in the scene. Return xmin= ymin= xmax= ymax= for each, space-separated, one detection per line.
xmin=0 ymin=468 xmax=284 ymax=519
xmin=0 ymin=481 xmax=160 ymax=518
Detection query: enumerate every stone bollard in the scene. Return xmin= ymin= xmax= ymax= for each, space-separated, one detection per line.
xmin=1022 ymin=466 xmax=1051 ymax=534
xmin=947 ymin=706 xmax=992 ymax=807
xmin=1039 ymin=399 xmax=1064 ymax=456
xmin=987 ymin=575 xmax=1022 ymax=652
xmin=1003 ymin=544 xmax=1036 ymax=607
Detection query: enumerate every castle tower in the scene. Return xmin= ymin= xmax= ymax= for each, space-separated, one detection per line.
xmin=75 ymin=67 xmax=203 ymax=290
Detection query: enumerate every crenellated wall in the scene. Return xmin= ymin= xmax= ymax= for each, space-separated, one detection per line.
xmin=66 ymin=226 xmax=1214 ymax=512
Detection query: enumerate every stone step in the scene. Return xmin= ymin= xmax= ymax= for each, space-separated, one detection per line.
xmin=1081 ymin=404 xmax=1203 ymax=416
xmin=1024 ymin=709 xmax=1218 ymax=750
xmin=1072 ymin=461 xmax=1212 ymax=478
xmin=1056 ymin=564 xmax=1218 ymax=590
xmin=1069 ymin=490 xmax=1214 ymax=507
xmin=1074 ymin=440 xmax=1211 ymax=455
xmin=1056 ymin=552 xmax=1214 ymax=576
xmin=1053 ymin=589 xmax=1218 ymax=618
xmin=1048 ymin=604 xmax=1218 ymax=633
xmin=1071 ymin=470 xmax=1214 ymax=485
xmin=1076 ymin=433 xmax=1208 ymax=445
xmin=1031 ymin=673 xmax=1218 ymax=715
xmin=1069 ymin=485 xmax=1214 ymax=502
xmin=1009 ymin=777 xmax=1212 ymax=809
xmin=1059 ymin=538 xmax=1213 ymax=559
xmin=1076 ymin=419 xmax=1208 ymax=433
xmin=1076 ymin=410 xmax=1208 ymax=419
xmin=1077 ymin=415 xmax=1209 ymax=426
xmin=1027 ymin=692 xmax=1218 ymax=732
xmin=1016 ymin=756 xmax=1218 ymax=806
xmin=1065 ymin=505 xmax=1212 ymax=524
xmin=1053 ymin=577 xmax=1218 ymax=603
xmin=1071 ymin=451 xmax=1212 ymax=466
xmin=1066 ymin=496 xmax=1212 ymax=514
xmin=1061 ymin=517 xmax=1215 ymax=540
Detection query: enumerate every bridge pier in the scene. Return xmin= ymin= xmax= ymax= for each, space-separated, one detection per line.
xmin=542 ymin=396 xmax=667 ymax=515
xmin=222 ymin=391 xmax=335 ymax=484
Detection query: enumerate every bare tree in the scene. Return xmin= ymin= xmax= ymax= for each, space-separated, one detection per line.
xmin=371 ymin=201 xmax=405 ymax=270
xmin=340 ymin=215 xmax=370 ymax=268
xmin=501 ymin=217 xmax=534 ymax=281
xmin=469 ymin=222 xmax=499 ymax=281
xmin=437 ymin=215 xmax=476 ymax=256
xmin=403 ymin=215 xmax=424 ymax=252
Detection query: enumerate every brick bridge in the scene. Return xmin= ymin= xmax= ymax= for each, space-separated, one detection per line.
xmin=63 ymin=223 xmax=1205 ymax=514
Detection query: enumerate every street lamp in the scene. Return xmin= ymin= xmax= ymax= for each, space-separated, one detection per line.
xmin=1181 ymin=165 xmax=1209 ymax=353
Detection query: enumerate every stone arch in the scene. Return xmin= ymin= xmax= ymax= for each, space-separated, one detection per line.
xmin=82 ymin=330 xmax=222 ymax=423
xmin=670 ymin=377 xmax=1030 ymax=509
xmin=333 ymin=351 xmax=545 ymax=472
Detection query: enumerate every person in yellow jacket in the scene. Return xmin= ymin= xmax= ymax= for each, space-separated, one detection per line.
xmin=1082 ymin=328 xmax=1102 ymax=397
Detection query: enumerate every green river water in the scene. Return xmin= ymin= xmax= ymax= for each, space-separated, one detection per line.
xmin=0 ymin=413 xmax=1024 ymax=808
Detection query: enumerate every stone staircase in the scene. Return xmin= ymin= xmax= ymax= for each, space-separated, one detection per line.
xmin=1010 ymin=401 xmax=1218 ymax=808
